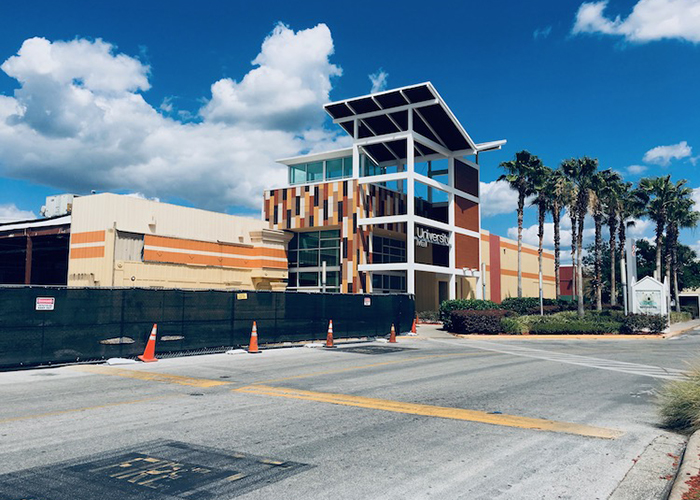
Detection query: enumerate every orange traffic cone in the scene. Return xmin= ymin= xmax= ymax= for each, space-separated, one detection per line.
xmin=389 ymin=323 xmax=397 ymax=343
xmin=325 ymin=320 xmax=336 ymax=348
xmin=411 ymin=318 xmax=417 ymax=334
xmin=138 ymin=324 xmax=158 ymax=362
xmin=248 ymin=321 xmax=260 ymax=354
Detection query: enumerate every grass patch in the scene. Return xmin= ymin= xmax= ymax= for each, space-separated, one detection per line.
xmin=659 ymin=364 xmax=700 ymax=433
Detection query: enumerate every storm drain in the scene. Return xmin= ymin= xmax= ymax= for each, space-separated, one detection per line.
xmin=334 ymin=345 xmax=413 ymax=355
xmin=0 ymin=440 xmax=309 ymax=499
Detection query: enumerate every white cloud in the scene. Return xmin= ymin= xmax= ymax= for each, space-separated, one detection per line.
xmin=625 ymin=164 xmax=648 ymax=175
xmin=0 ymin=25 xmax=347 ymax=210
xmin=642 ymin=141 xmax=692 ymax=166
xmin=507 ymin=222 xmax=596 ymax=251
xmin=369 ymin=69 xmax=389 ymax=93
xmin=626 ymin=217 xmax=654 ymax=238
xmin=199 ymin=23 xmax=341 ymax=131
xmin=480 ymin=180 xmax=523 ymax=217
xmin=692 ymin=187 xmax=700 ymax=211
xmin=533 ymin=26 xmax=553 ymax=39
xmin=572 ymin=0 xmax=700 ymax=43
xmin=0 ymin=203 xmax=36 ymax=222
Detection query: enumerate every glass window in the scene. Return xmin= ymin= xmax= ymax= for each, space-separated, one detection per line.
xmin=288 ymin=250 xmax=298 ymax=264
xmin=326 ymin=158 xmax=343 ymax=179
xmin=299 ymin=231 xmax=320 ymax=249
xmin=306 ymin=162 xmax=323 ymax=182
xmin=288 ymin=272 xmax=297 ymax=288
xmin=320 ymin=229 xmax=340 ymax=240
xmin=325 ymin=271 xmax=340 ymax=287
xmin=290 ymin=164 xmax=306 ymax=184
xmin=343 ymin=157 xmax=353 ymax=177
xmin=298 ymin=250 xmax=319 ymax=267
xmin=320 ymin=248 xmax=339 ymax=266
xmin=298 ymin=272 xmax=318 ymax=287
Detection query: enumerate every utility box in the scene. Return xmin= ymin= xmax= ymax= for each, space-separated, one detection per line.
xmin=631 ymin=276 xmax=668 ymax=316
xmin=40 ymin=194 xmax=79 ymax=218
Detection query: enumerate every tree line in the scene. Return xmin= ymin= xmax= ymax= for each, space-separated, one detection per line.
xmin=499 ymin=151 xmax=699 ymax=318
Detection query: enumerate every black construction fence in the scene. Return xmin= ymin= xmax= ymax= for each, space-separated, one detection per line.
xmin=0 ymin=287 xmax=415 ymax=369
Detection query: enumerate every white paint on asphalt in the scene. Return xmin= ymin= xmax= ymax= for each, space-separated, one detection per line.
xmin=429 ymin=338 xmax=687 ymax=380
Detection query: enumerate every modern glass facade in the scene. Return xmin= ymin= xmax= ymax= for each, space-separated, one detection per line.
xmin=289 ymin=157 xmax=352 ymax=185
xmin=287 ymin=229 xmax=341 ymax=292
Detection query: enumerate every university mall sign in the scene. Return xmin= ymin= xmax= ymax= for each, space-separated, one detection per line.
xmin=415 ymin=226 xmax=450 ymax=248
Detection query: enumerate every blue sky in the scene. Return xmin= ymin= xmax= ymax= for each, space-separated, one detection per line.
xmin=1 ymin=0 xmax=699 ymax=257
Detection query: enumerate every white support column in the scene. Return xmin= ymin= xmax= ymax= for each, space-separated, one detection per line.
xmin=447 ymin=155 xmax=456 ymax=300
xmin=476 ymin=152 xmax=483 ymax=300
xmin=407 ymin=114 xmax=416 ymax=295
xmin=352 ymin=119 xmax=360 ymax=179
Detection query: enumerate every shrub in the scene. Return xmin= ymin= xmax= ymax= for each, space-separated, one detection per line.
xmin=682 ymin=305 xmax=697 ymax=319
xmin=658 ymin=364 xmax=700 ymax=432
xmin=439 ymin=299 xmax=501 ymax=330
xmin=448 ymin=309 xmax=512 ymax=334
xmin=417 ymin=310 xmax=440 ymax=323
xmin=500 ymin=317 xmax=524 ymax=334
xmin=528 ymin=319 xmax=621 ymax=335
xmin=501 ymin=297 xmax=557 ymax=315
xmin=670 ymin=311 xmax=693 ymax=324
xmin=620 ymin=314 xmax=668 ymax=334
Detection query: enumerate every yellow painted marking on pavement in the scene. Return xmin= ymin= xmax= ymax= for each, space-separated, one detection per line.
xmin=255 ymin=352 xmax=490 ymax=385
xmin=71 ymin=364 xmax=231 ymax=388
xmin=234 ymin=385 xmax=623 ymax=440
xmin=226 ymin=473 xmax=247 ymax=482
xmin=0 ymin=395 xmax=180 ymax=424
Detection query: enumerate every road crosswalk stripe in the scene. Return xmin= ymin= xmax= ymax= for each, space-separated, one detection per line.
xmin=429 ymin=338 xmax=686 ymax=380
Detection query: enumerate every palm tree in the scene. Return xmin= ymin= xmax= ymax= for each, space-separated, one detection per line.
xmin=666 ymin=183 xmax=699 ymax=311
xmin=601 ymin=177 xmax=628 ymax=307
xmin=591 ymin=169 xmax=623 ymax=310
xmin=548 ymin=169 xmax=573 ymax=300
xmin=568 ymin=186 xmax=579 ymax=301
xmin=499 ymin=151 xmax=543 ymax=298
xmin=618 ymin=185 xmax=646 ymax=314
xmin=530 ymin=165 xmax=554 ymax=314
xmin=639 ymin=175 xmax=676 ymax=281
xmin=562 ymin=157 xmax=599 ymax=318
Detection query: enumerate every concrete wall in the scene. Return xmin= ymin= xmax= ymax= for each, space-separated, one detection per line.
xmin=67 ymin=194 xmax=290 ymax=290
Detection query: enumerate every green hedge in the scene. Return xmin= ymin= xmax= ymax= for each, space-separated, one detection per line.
xmin=528 ymin=319 xmax=622 ymax=335
xmin=620 ymin=314 xmax=667 ymax=334
xmin=448 ymin=309 xmax=512 ymax=334
xmin=439 ymin=299 xmax=501 ymax=330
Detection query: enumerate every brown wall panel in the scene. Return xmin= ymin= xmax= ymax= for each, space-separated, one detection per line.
xmin=454 ymin=196 xmax=479 ymax=232
xmin=455 ymin=233 xmax=479 ymax=269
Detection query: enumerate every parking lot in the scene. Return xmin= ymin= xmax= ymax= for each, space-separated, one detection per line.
xmin=1 ymin=327 xmax=697 ymax=499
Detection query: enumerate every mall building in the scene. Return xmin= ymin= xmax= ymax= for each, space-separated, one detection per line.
xmin=263 ymin=82 xmax=555 ymax=310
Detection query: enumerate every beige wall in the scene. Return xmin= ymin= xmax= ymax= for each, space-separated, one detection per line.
xmin=67 ymin=193 xmax=290 ymax=290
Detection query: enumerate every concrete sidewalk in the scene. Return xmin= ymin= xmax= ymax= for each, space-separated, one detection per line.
xmin=665 ymin=319 xmax=700 ymax=338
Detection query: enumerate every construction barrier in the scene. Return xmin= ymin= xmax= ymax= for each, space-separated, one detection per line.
xmin=0 ymin=287 xmax=415 ymax=368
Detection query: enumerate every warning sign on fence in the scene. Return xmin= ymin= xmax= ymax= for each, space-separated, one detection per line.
xmin=35 ymin=297 xmax=55 ymax=311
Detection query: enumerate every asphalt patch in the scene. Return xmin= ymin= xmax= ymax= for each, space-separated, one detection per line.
xmin=334 ymin=345 xmax=413 ymax=355
xmin=0 ymin=440 xmax=309 ymax=499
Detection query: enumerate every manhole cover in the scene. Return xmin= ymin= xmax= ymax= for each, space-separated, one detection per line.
xmin=334 ymin=345 xmax=413 ymax=355
xmin=0 ymin=440 xmax=309 ymax=499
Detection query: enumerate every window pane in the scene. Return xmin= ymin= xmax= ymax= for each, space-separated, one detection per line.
xmin=299 ymin=232 xmax=320 ymax=249
xmin=372 ymin=274 xmax=382 ymax=289
xmin=320 ymin=248 xmax=339 ymax=266
xmin=288 ymin=272 xmax=297 ymax=288
xmin=373 ymin=236 xmax=383 ymax=252
xmin=306 ymin=162 xmax=323 ymax=182
xmin=326 ymin=159 xmax=343 ymax=179
xmin=326 ymin=271 xmax=340 ymax=286
xmin=290 ymin=164 xmax=306 ymax=184
xmin=343 ymin=157 xmax=353 ymax=177
xmin=320 ymin=229 xmax=340 ymax=239
xmin=298 ymin=250 xmax=318 ymax=267
xmin=298 ymin=272 xmax=318 ymax=287
xmin=390 ymin=275 xmax=401 ymax=289
xmin=320 ymin=239 xmax=339 ymax=248
xmin=288 ymin=250 xmax=298 ymax=264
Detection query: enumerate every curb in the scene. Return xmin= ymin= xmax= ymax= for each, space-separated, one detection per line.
xmin=453 ymin=334 xmax=665 ymax=340
xmin=609 ymin=433 xmax=686 ymax=500
xmin=669 ymin=431 xmax=700 ymax=500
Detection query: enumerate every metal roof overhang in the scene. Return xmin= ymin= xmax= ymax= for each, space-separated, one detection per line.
xmin=324 ymin=82 xmax=505 ymax=164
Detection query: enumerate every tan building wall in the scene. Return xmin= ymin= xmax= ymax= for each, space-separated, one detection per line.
xmin=480 ymin=230 xmax=556 ymax=303
xmin=67 ymin=193 xmax=290 ymax=290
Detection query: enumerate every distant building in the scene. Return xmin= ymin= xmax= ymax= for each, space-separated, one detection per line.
xmin=0 ymin=193 xmax=289 ymax=290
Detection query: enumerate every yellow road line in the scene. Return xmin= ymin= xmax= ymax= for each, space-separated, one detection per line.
xmin=234 ymin=385 xmax=623 ymax=440
xmin=254 ymin=352 xmax=489 ymax=385
xmin=0 ymin=395 xmax=180 ymax=424
xmin=71 ymin=365 xmax=231 ymax=388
